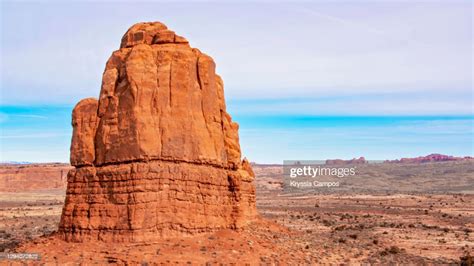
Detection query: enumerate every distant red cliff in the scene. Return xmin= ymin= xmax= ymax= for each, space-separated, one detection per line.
xmin=0 ymin=163 xmax=71 ymax=192
xmin=326 ymin=157 xmax=367 ymax=165
xmin=385 ymin=154 xmax=473 ymax=163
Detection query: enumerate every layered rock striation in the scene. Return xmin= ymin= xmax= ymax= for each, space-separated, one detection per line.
xmin=59 ymin=22 xmax=257 ymax=242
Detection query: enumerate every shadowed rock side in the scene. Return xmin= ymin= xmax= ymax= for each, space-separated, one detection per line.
xmin=59 ymin=22 xmax=257 ymax=242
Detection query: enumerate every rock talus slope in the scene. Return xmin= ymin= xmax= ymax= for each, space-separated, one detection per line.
xmin=59 ymin=22 xmax=257 ymax=242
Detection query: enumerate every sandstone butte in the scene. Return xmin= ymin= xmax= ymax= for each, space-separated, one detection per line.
xmin=59 ymin=22 xmax=257 ymax=242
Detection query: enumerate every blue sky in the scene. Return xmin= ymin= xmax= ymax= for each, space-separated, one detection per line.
xmin=0 ymin=1 xmax=473 ymax=163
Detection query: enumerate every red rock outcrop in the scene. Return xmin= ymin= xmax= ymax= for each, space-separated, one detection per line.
xmin=0 ymin=163 xmax=70 ymax=192
xmin=385 ymin=154 xmax=474 ymax=164
xmin=58 ymin=22 xmax=257 ymax=242
xmin=325 ymin=157 xmax=367 ymax=165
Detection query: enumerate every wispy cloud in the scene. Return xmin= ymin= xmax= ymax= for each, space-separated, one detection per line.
xmin=298 ymin=7 xmax=387 ymax=36
xmin=0 ymin=113 xmax=49 ymax=124
xmin=297 ymin=7 xmax=429 ymax=46
xmin=0 ymin=133 xmax=69 ymax=139
xmin=10 ymin=114 xmax=48 ymax=119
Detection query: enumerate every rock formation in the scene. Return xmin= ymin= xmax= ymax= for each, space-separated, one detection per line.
xmin=384 ymin=154 xmax=473 ymax=164
xmin=0 ymin=163 xmax=70 ymax=192
xmin=58 ymin=22 xmax=257 ymax=242
xmin=325 ymin=157 xmax=367 ymax=165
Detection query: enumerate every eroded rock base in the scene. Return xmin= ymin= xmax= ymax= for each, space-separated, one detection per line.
xmin=59 ymin=160 xmax=256 ymax=242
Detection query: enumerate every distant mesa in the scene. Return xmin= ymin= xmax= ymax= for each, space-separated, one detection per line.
xmin=59 ymin=21 xmax=257 ymax=242
xmin=323 ymin=154 xmax=473 ymax=165
xmin=325 ymin=157 xmax=367 ymax=165
xmin=0 ymin=161 xmax=34 ymax=165
xmin=0 ymin=163 xmax=70 ymax=192
xmin=384 ymin=154 xmax=473 ymax=164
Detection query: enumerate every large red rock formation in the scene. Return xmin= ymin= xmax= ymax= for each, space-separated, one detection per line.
xmin=58 ymin=22 xmax=257 ymax=242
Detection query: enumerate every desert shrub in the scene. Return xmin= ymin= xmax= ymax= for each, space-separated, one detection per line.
xmin=348 ymin=234 xmax=358 ymax=239
xmin=459 ymin=253 xmax=472 ymax=266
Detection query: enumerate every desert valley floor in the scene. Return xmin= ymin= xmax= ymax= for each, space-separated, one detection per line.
xmin=0 ymin=161 xmax=473 ymax=264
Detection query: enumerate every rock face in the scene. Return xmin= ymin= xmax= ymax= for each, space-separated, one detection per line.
xmin=58 ymin=22 xmax=257 ymax=242
xmin=0 ymin=163 xmax=70 ymax=192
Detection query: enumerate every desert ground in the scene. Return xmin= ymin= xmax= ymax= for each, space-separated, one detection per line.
xmin=0 ymin=161 xmax=473 ymax=264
